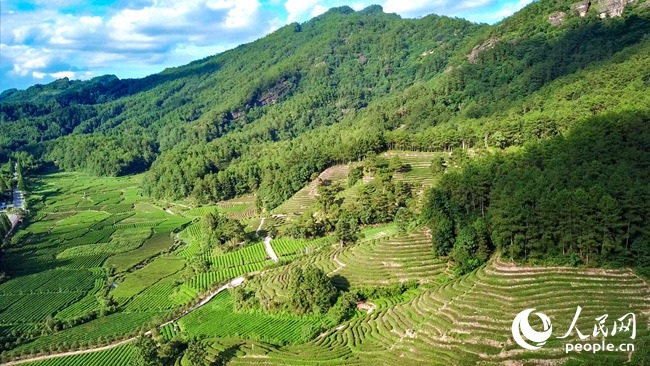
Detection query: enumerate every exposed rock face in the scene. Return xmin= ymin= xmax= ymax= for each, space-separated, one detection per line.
xmin=549 ymin=11 xmax=567 ymax=26
xmin=572 ymin=1 xmax=591 ymax=16
xmin=596 ymin=0 xmax=637 ymax=17
xmin=468 ymin=37 xmax=499 ymax=64
xmin=256 ymin=80 xmax=290 ymax=107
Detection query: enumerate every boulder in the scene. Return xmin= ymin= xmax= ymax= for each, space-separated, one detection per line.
xmin=468 ymin=37 xmax=499 ymax=63
xmin=572 ymin=1 xmax=591 ymax=16
xmin=596 ymin=0 xmax=637 ymax=17
xmin=549 ymin=11 xmax=567 ymax=26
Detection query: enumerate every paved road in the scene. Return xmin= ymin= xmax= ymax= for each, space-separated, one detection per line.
xmin=12 ymin=189 xmax=23 ymax=209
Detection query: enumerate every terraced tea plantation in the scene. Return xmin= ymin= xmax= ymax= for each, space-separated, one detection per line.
xmin=272 ymin=165 xmax=349 ymax=218
xmin=4 ymin=162 xmax=650 ymax=366
xmin=226 ymin=259 xmax=650 ymax=365
xmin=0 ymin=173 xmax=193 ymax=360
xmin=334 ymin=230 xmax=448 ymax=287
xmin=381 ymin=151 xmax=441 ymax=191
xmin=178 ymin=291 xmax=324 ymax=345
xmin=21 ymin=344 xmax=136 ymax=366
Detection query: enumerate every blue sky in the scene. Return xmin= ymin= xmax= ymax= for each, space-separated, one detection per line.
xmin=0 ymin=0 xmax=533 ymax=91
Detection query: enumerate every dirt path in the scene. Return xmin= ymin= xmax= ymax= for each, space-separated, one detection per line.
xmin=3 ymin=338 xmax=136 ymax=366
xmin=256 ymin=218 xmax=265 ymax=236
xmin=257 ymin=217 xmax=278 ymax=263
xmin=264 ymin=236 xmax=278 ymax=263
xmin=4 ymin=277 xmax=246 ymax=366
xmin=328 ymin=253 xmax=346 ymax=275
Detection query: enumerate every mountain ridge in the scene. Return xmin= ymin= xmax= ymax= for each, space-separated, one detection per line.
xmin=0 ymin=0 xmax=648 ymax=209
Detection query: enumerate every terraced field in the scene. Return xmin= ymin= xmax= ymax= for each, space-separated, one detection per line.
xmin=381 ymin=151 xmax=443 ymax=192
xmin=227 ymin=259 xmax=650 ymax=365
xmin=178 ymin=291 xmax=323 ymax=345
xmin=183 ymin=242 xmax=274 ymax=292
xmin=5 ymin=162 xmax=650 ymax=366
xmin=272 ymin=165 xmax=349 ymax=218
xmin=19 ymin=344 xmax=135 ymax=366
xmin=110 ymin=257 xmax=185 ymax=304
xmin=272 ymin=236 xmax=336 ymax=258
xmin=184 ymin=194 xmax=258 ymax=221
xmin=334 ymin=230 xmax=448 ymax=287
xmin=0 ymin=173 xmax=193 ymax=360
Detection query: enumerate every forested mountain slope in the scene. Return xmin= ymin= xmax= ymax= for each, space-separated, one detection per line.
xmin=1 ymin=1 xmax=650 ymax=364
xmin=0 ymin=0 xmax=648 ymax=210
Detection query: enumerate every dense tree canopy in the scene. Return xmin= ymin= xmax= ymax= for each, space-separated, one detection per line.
xmin=0 ymin=1 xmax=648 ymax=275
xmin=423 ymin=111 xmax=650 ymax=274
xmin=288 ymin=266 xmax=338 ymax=314
xmin=1 ymin=1 xmax=646 ymax=212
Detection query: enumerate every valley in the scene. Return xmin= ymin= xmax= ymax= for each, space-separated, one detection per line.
xmin=0 ymin=1 xmax=649 ymax=364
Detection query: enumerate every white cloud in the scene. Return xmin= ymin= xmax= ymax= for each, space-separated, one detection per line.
xmin=285 ymin=0 xmax=321 ymax=22
xmin=311 ymin=4 xmax=329 ymax=17
xmin=50 ymin=71 xmax=76 ymax=79
xmin=224 ymin=0 xmax=261 ymax=28
xmin=1 ymin=44 xmax=54 ymax=77
xmin=1 ymin=0 xmax=274 ymax=90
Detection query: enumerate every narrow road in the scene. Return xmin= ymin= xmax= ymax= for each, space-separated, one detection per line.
xmin=256 ymin=217 xmax=265 ymax=236
xmin=265 ymin=236 xmax=278 ymax=263
xmin=2 ymin=338 xmax=136 ymax=366
xmin=4 ymin=277 xmax=246 ymax=366
xmin=257 ymin=218 xmax=278 ymax=263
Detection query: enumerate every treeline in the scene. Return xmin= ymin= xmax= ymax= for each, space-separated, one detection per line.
xmin=285 ymin=155 xmax=413 ymax=244
xmin=143 ymin=123 xmax=387 ymax=209
xmin=47 ymin=132 xmax=158 ymax=176
xmin=0 ymin=2 xmax=648 ymax=215
xmin=423 ymin=111 xmax=650 ymax=275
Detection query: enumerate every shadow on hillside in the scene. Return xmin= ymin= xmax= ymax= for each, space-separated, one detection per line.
xmin=331 ymin=275 xmax=350 ymax=291
xmin=214 ymin=344 xmax=242 ymax=366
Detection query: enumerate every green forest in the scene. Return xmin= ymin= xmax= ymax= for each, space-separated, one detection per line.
xmin=2 ymin=0 xmax=649 ymax=271
xmin=0 ymin=0 xmax=649 ymax=364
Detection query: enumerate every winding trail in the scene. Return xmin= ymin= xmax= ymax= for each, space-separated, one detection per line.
xmin=3 ymin=338 xmax=137 ymax=366
xmin=328 ymin=253 xmax=346 ymax=275
xmin=4 ymin=276 xmax=246 ymax=366
xmin=257 ymin=218 xmax=278 ymax=263
xmin=264 ymin=236 xmax=278 ymax=263
xmin=256 ymin=218 xmax=265 ymax=236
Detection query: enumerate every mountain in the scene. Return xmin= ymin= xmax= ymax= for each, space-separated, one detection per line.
xmin=0 ymin=1 xmax=648 ymax=210
xmin=1 ymin=1 xmax=650 ymax=364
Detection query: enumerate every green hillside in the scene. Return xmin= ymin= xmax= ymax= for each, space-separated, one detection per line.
xmin=0 ymin=0 xmax=649 ymax=365
xmin=0 ymin=1 xmax=647 ymax=209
